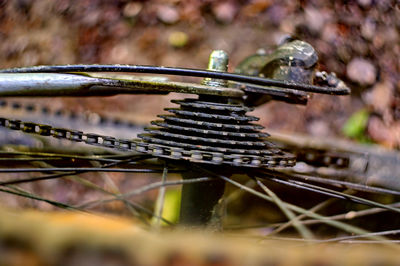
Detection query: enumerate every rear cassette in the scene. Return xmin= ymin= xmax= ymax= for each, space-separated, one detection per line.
xmin=138 ymin=97 xmax=295 ymax=168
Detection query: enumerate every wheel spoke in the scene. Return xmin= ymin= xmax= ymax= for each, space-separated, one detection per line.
xmin=0 ymin=167 xmax=171 ymax=173
xmin=269 ymin=177 xmax=400 ymax=213
xmin=281 ymin=170 xmax=400 ymax=196
xmin=269 ymin=195 xmax=341 ymax=235
xmin=0 ymin=185 xmax=83 ymax=211
xmin=258 ymin=169 xmax=400 ymax=213
xmin=79 ymin=177 xmax=213 ymax=208
xmin=254 ymin=177 xmax=314 ymax=239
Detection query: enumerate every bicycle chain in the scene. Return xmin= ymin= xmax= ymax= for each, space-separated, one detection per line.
xmin=0 ymin=116 xmax=296 ymax=168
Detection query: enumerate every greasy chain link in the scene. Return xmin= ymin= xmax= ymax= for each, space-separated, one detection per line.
xmin=0 ymin=117 xmax=296 ymax=168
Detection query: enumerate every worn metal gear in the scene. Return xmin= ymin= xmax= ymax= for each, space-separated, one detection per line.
xmin=138 ymin=97 xmax=295 ymax=168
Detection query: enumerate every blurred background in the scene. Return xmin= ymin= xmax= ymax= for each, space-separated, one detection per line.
xmin=0 ymin=0 xmax=399 ymax=145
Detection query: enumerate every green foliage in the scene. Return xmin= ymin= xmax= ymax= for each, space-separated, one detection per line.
xmin=342 ymin=109 xmax=370 ymax=143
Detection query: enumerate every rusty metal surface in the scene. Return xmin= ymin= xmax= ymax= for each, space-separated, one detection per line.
xmin=235 ymin=39 xmax=350 ymax=106
xmin=0 ymin=72 xmax=244 ymax=97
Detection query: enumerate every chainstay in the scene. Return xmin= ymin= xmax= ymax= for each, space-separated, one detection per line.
xmin=0 ymin=64 xmax=350 ymax=95
xmin=0 ymin=116 xmax=295 ymax=168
